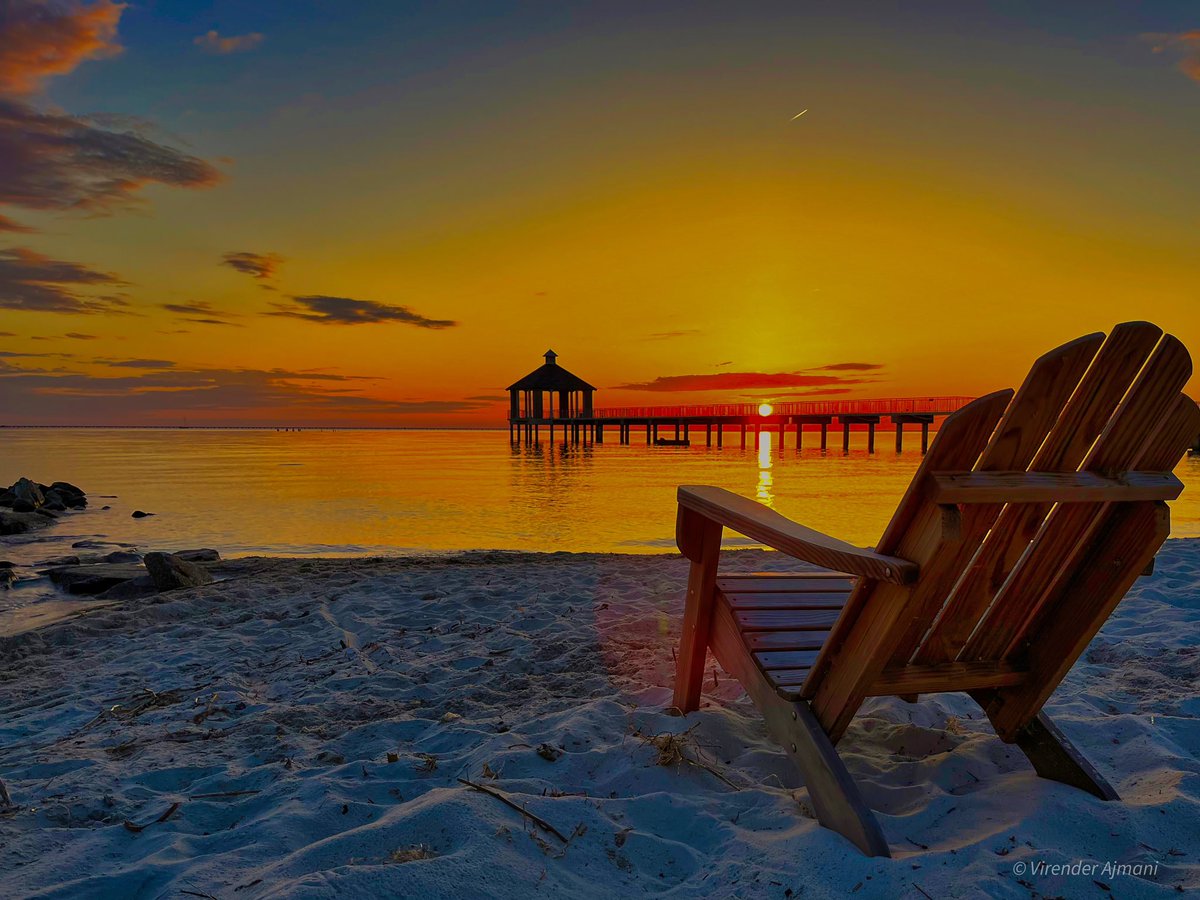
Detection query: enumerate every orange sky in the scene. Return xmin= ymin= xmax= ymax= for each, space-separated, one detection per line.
xmin=1 ymin=2 xmax=1198 ymax=426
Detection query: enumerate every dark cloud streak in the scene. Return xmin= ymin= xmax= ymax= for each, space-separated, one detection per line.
xmin=269 ymin=295 xmax=457 ymax=328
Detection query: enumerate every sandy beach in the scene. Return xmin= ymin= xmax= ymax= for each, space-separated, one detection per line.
xmin=1 ymin=544 xmax=1197 ymax=898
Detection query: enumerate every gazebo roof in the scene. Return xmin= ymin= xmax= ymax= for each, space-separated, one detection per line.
xmin=507 ymin=350 xmax=596 ymax=392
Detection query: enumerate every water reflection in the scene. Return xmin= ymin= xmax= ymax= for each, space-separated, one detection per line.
xmin=756 ymin=430 xmax=774 ymax=506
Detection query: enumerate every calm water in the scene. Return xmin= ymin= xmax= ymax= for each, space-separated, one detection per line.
xmin=3 ymin=428 xmax=1199 ymax=604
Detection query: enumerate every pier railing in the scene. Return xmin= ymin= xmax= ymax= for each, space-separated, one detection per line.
xmin=590 ymin=396 xmax=975 ymax=419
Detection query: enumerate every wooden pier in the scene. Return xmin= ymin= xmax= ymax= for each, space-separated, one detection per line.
xmin=506 ymin=350 xmax=971 ymax=454
xmin=510 ymin=398 xmax=974 ymax=454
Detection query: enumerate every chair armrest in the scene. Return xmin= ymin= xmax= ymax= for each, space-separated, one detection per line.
xmin=677 ymin=485 xmax=918 ymax=585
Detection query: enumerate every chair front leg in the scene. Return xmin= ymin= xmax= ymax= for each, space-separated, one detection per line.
xmin=673 ymin=508 xmax=722 ymax=713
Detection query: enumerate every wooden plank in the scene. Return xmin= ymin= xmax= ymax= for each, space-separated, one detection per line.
xmin=882 ymin=333 xmax=1105 ymax=669
xmin=734 ymin=608 xmax=844 ymax=631
xmin=916 ymin=322 xmax=1165 ymax=665
xmin=806 ymin=390 xmax=1015 ymax=740
xmin=677 ymin=485 xmax=917 ymax=584
xmin=672 ymin=507 xmax=723 ymax=713
xmin=744 ymin=630 xmax=832 ymax=651
xmin=717 ymin=574 xmax=855 ymax=592
xmin=755 ymin=649 xmax=822 ymax=670
xmin=930 ymin=470 xmax=1183 ymax=505
xmin=865 ymin=661 xmax=1028 ymax=696
xmin=722 ymin=591 xmax=848 ymax=610
xmin=961 ymin=342 xmax=1194 ymax=664
xmin=706 ymin=601 xmax=891 ymax=856
xmin=772 ymin=670 xmax=813 ymax=686
xmin=981 ymin=394 xmax=1198 ymax=738
xmin=1010 ymin=712 xmax=1119 ymax=800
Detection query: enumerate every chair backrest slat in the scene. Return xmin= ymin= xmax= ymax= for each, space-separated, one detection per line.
xmin=982 ymin=392 xmax=1200 ymax=740
xmin=881 ymin=332 xmax=1103 ymax=668
xmin=913 ymin=322 xmax=1162 ymax=664
xmin=959 ymin=334 xmax=1192 ymax=663
xmin=804 ymin=323 xmax=1195 ymax=744
xmin=803 ymin=390 xmax=1012 ymax=740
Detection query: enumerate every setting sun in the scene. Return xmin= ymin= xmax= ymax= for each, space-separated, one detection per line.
xmin=758 ymin=403 xmax=774 ymax=416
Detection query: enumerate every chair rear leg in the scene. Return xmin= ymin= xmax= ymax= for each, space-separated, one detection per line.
xmin=1013 ymin=712 xmax=1119 ymax=801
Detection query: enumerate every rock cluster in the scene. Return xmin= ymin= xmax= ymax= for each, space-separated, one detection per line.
xmin=0 ymin=477 xmax=87 ymax=535
xmin=43 ymin=548 xmax=223 ymax=599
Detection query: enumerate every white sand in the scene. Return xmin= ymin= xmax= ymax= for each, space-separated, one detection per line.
xmin=1 ymin=544 xmax=1198 ymax=898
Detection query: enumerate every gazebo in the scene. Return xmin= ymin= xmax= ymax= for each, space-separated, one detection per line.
xmin=508 ymin=350 xmax=596 ymax=441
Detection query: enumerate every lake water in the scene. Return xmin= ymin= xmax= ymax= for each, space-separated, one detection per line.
xmin=4 ymin=428 xmax=1199 ymax=608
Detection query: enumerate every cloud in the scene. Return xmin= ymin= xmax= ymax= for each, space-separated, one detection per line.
xmin=645 ymin=329 xmax=702 ymax=340
xmin=269 ymin=295 xmax=457 ymax=328
xmin=160 ymin=300 xmax=242 ymax=326
xmin=0 ymin=246 xmax=130 ymax=313
xmin=0 ymin=2 xmax=222 ymax=216
xmin=101 ymin=358 xmax=176 ymax=369
xmin=0 ymin=359 xmax=491 ymax=423
xmin=193 ymin=30 xmax=264 ymax=55
xmin=0 ymin=0 xmax=124 ymax=96
xmin=221 ymin=251 xmax=282 ymax=285
xmin=808 ymin=362 xmax=884 ymax=371
xmin=0 ymin=331 xmax=14 ymax=337
xmin=1143 ymin=30 xmax=1200 ymax=83
xmin=64 ymin=331 xmax=97 ymax=339
xmin=0 ymin=100 xmax=223 ymax=213
xmin=0 ymin=213 xmax=33 ymax=232
xmin=613 ymin=371 xmax=875 ymax=392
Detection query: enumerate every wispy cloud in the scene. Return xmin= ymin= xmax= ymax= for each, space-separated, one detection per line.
xmin=269 ymin=295 xmax=457 ymax=328
xmin=221 ymin=251 xmax=283 ymax=287
xmin=613 ymin=371 xmax=876 ymax=392
xmin=194 ymin=30 xmax=264 ymax=55
xmin=0 ymin=213 xmax=33 ymax=232
xmin=100 ymin=358 xmax=177 ymax=369
xmin=808 ymin=362 xmax=884 ymax=372
xmin=64 ymin=332 xmax=98 ymax=339
xmin=0 ymin=1 xmax=222 ymax=216
xmin=0 ymin=246 xmax=129 ymax=313
xmin=161 ymin=300 xmax=242 ymax=326
xmin=0 ymin=0 xmax=124 ymax=96
xmin=645 ymin=329 xmax=702 ymax=340
xmin=0 ymin=359 xmax=491 ymax=423
xmin=1143 ymin=30 xmax=1200 ymax=83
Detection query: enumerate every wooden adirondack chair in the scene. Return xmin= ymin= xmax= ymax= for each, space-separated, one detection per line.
xmin=671 ymin=322 xmax=1198 ymax=856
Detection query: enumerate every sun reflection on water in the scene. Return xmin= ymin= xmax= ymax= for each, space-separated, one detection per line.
xmin=756 ymin=429 xmax=774 ymax=506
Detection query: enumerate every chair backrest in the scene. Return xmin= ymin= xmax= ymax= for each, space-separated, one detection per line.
xmin=803 ymin=323 xmax=1199 ymax=742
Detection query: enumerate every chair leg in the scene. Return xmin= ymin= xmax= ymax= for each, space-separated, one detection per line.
xmin=773 ymin=695 xmax=892 ymax=857
xmin=672 ymin=514 xmax=722 ymax=713
xmin=1013 ymin=712 xmax=1120 ymax=801
xmin=704 ymin=600 xmax=890 ymax=856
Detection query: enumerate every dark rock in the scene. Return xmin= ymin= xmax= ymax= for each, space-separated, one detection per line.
xmin=96 ymin=575 xmax=157 ymax=600
xmin=34 ymin=508 xmax=57 ymax=519
xmin=42 ymin=492 xmax=67 ymax=512
xmin=37 ymin=555 xmax=81 ymax=567
xmin=12 ymin=478 xmax=44 ymax=509
xmin=102 ymin=505 xmax=111 ymax=510
xmin=50 ymin=481 xmax=84 ymax=498
xmin=144 ymin=552 xmax=212 ymax=592
xmin=174 ymin=548 xmax=221 ymax=563
xmin=0 ymin=561 xmax=15 ymax=569
xmin=0 ymin=491 xmax=15 ymax=508
xmin=1 ymin=569 xmax=15 ymax=589
xmin=11 ymin=498 xmax=35 ymax=513
xmin=0 ymin=510 xmax=54 ymax=535
xmin=45 ymin=563 xmax=147 ymax=595
xmin=131 ymin=510 xmax=154 ymax=519
xmin=102 ymin=550 xmax=142 ymax=564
